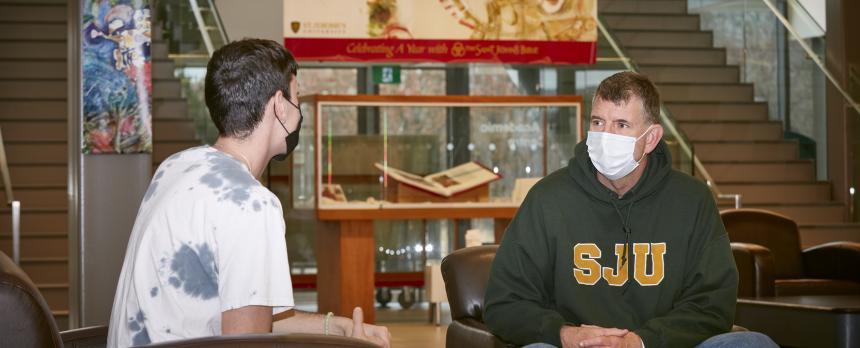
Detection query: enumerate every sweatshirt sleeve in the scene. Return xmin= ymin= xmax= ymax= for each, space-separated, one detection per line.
xmin=483 ymin=193 xmax=568 ymax=346
xmin=634 ymin=194 xmax=738 ymax=347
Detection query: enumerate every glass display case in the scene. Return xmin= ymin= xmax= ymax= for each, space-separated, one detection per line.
xmin=293 ymin=94 xmax=583 ymax=217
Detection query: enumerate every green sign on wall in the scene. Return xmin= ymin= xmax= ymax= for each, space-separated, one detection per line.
xmin=372 ymin=66 xmax=401 ymax=84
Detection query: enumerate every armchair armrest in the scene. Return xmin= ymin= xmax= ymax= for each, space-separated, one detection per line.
xmin=447 ymin=318 xmax=512 ymax=348
xmin=146 ymin=333 xmax=378 ymax=347
xmin=802 ymin=241 xmax=860 ymax=282
xmin=731 ymin=242 xmax=775 ymax=297
xmin=60 ymin=325 xmax=108 ymax=348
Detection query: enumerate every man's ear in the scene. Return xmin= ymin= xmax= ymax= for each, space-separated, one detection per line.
xmin=272 ymin=90 xmax=286 ymax=122
xmin=644 ymin=124 xmax=664 ymax=155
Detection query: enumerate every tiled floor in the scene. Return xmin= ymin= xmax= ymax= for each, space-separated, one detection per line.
xmin=295 ymin=290 xmax=451 ymax=348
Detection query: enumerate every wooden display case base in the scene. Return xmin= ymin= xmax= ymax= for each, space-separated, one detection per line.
xmin=316 ymin=220 xmax=376 ymax=323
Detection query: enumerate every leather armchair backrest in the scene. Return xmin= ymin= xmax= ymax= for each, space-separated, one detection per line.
xmin=440 ymin=245 xmax=498 ymax=322
xmin=0 ymin=251 xmax=62 ymax=348
xmin=721 ymin=209 xmax=803 ymax=279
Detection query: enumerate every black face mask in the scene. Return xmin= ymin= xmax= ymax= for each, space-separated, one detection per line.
xmin=272 ymin=98 xmax=303 ymax=162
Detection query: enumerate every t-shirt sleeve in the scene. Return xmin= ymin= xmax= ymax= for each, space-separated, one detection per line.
xmin=212 ymin=191 xmax=294 ymax=314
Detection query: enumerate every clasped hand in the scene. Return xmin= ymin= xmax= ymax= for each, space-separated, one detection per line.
xmin=560 ymin=324 xmax=642 ymax=348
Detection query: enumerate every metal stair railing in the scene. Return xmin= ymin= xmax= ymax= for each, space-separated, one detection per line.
xmin=189 ymin=0 xmax=229 ymax=57
xmin=0 ymin=127 xmax=21 ymax=264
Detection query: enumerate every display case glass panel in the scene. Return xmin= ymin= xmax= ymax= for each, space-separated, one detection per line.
xmin=294 ymin=95 xmax=583 ymax=213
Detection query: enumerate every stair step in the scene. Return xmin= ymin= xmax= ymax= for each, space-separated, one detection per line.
xmin=679 ymin=121 xmax=783 ymax=141
xmin=0 ymin=233 xmax=67 ymax=258
xmin=153 ymin=119 xmax=198 ymax=142
xmin=19 ymin=257 xmax=66 ymax=284
xmin=666 ymin=102 xmax=768 ymax=121
xmin=5 ymin=141 xmax=66 ymax=165
xmin=639 ymin=65 xmax=739 ymax=84
xmin=38 ymin=283 xmax=68 ymax=311
xmin=798 ymin=224 xmax=860 ymax=248
xmin=0 ymin=0 xmax=66 ymax=4
xmin=0 ymin=79 xmax=182 ymax=99
xmin=0 ymin=119 xmax=65 ymax=141
xmin=0 ymin=59 xmax=169 ymax=80
xmin=693 ymin=141 xmax=798 ymax=161
xmin=0 ymin=187 xmax=66 ymax=209
xmin=659 ymin=83 xmax=754 ymax=102
xmin=0 ymin=4 xmax=66 ymax=22
xmin=0 ymin=40 xmax=65 ymax=59
xmin=153 ymin=79 xmax=182 ymax=98
xmin=153 ymin=98 xmax=189 ymax=120
xmin=602 ymin=14 xmax=700 ymax=31
xmin=718 ymin=182 xmax=831 ymax=204
xmin=153 ymin=59 xmax=176 ymax=79
xmin=599 ymin=0 xmax=688 ymax=14
xmin=151 ymin=41 xmax=169 ymax=58
xmin=718 ymin=203 xmax=845 ymax=225
xmin=0 ymin=22 xmax=65 ymax=40
xmin=0 ymin=59 xmax=65 ymax=79
xmin=1 ymin=164 xmax=66 ymax=186
xmin=0 ymin=99 xmax=66 ymax=120
xmin=615 ymin=30 xmax=712 ymax=48
xmin=0 ymin=79 xmax=64 ymax=99
xmin=628 ymin=47 xmax=726 ymax=66
xmin=0 ymin=208 xmax=67 ymax=233
xmin=153 ymin=141 xmax=202 ymax=164
xmin=704 ymin=160 xmax=815 ymax=182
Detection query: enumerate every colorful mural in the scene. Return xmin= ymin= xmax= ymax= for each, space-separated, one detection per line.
xmin=82 ymin=0 xmax=152 ymax=154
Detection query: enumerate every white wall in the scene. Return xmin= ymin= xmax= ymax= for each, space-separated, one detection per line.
xmin=791 ymin=0 xmax=826 ymax=38
xmin=214 ymin=0 xmax=283 ymax=43
xmin=795 ymin=0 xmax=825 ymax=29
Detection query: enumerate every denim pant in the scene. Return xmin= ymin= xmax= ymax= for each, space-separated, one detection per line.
xmin=522 ymin=331 xmax=778 ymax=348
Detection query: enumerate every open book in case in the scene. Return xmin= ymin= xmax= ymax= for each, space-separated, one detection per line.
xmin=286 ymin=94 xmax=583 ymax=216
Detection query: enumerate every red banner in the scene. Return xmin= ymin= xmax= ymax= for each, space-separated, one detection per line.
xmin=284 ymin=38 xmax=596 ymax=65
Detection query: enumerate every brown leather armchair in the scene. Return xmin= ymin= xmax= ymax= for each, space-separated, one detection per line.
xmin=0 ymin=250 xmax=374 ymax=348
xmin=441 ymin=245 xmax=511 ymax=348
xmin=721 ymin=208 xmax=860 ymax=297
xmin=0 ymin=249 xmax=108 ymax=347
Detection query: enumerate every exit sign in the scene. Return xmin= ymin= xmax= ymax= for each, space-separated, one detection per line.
xmin=372 ymin=66 xmax=401 ymax=84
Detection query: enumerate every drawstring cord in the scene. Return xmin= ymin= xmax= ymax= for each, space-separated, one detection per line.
xmin=611 ymin=199 xmax=635 ymax=292
xmin=610 ymin=200 xmax=634 ymax=268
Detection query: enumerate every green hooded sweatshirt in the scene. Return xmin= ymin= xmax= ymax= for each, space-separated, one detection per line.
xmin=484 ymin=140 xmax=738 ymax=347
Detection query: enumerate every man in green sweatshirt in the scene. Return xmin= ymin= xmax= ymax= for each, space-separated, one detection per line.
xmin=484 ymin=72 xmax=778 ymax=348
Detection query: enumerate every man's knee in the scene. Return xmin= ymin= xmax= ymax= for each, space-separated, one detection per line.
xmin=697 ymin=331 xmax=778 ymax=348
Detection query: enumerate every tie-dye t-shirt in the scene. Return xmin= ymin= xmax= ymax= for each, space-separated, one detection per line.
xmin=107 ymin=146 xmax=294 ymax=347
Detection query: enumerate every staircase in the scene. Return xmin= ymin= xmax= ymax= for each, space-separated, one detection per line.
xmin=0 ymin=0 xmax=198 ymax=329
xmin=600 ymin=0 xmax=860 ymax=246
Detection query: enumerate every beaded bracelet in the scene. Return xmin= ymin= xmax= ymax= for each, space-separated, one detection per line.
xmin=323 ymin=312 xmax=334 ymax=335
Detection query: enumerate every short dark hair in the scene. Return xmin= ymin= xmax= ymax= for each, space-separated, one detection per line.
xmin=593 ymin=71 xmax=660 ymax=125
xmin=204 ymin=39 xmax=299 ymax=139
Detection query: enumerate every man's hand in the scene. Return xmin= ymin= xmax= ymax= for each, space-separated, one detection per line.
xmin=345 ymin=307 xmax=391 ymax=348
xmin=579 ymin=331 xmax=643 ymax=348
xmin=560 ymin=324 xmax=629 ymax=348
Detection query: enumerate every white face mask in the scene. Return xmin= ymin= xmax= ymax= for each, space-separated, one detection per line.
xmin=587 ymin=125 xmax=653 ymax=181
